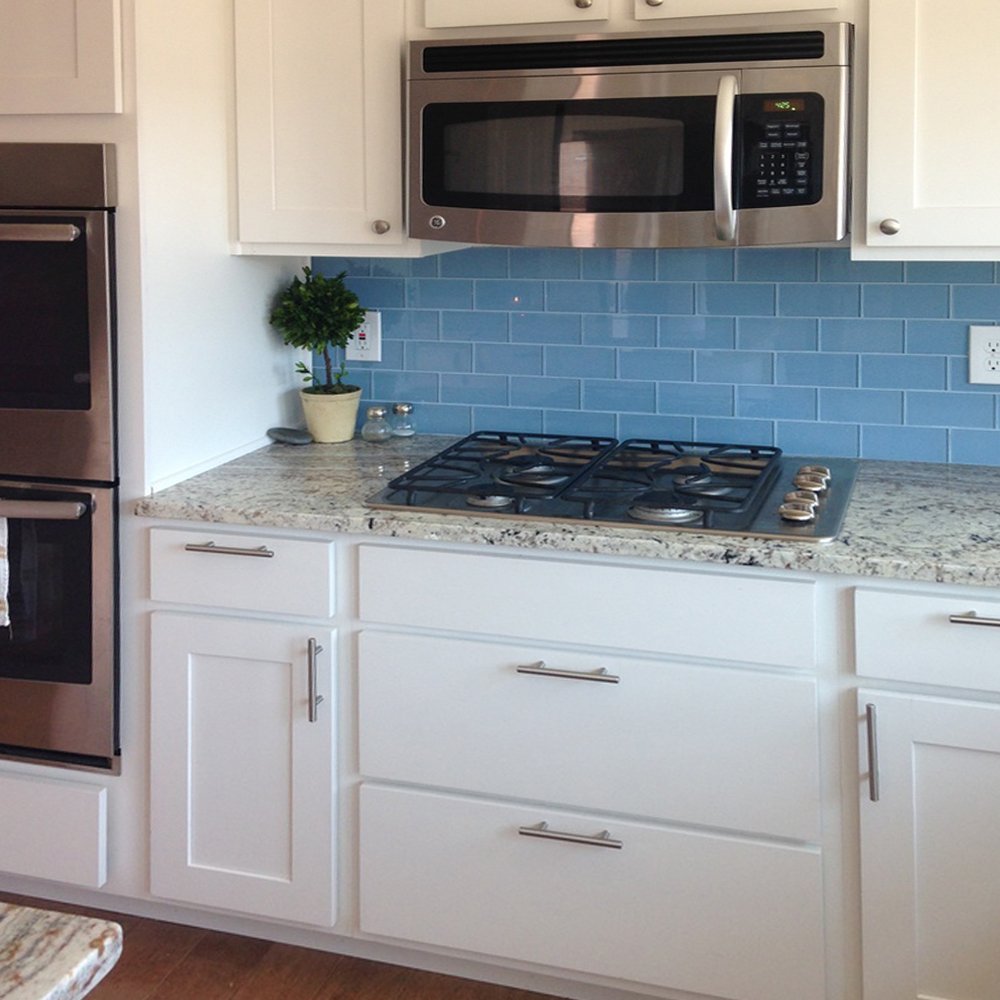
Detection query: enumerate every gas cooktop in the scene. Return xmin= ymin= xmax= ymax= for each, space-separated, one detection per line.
xmin=365 ymin=432 xmax=858 ymax=542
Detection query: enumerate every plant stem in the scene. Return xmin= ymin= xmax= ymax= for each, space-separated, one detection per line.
xmin=322 ymin=346 xmax=333 ymax=388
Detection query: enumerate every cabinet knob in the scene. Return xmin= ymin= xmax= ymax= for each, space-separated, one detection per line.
xmin=574 ymin=0 xmax=593 ymax=7
xmin=878 ymin=218 xmax=901 ymax=236
xmin=371 ymin=219 xmax=391 ymax=235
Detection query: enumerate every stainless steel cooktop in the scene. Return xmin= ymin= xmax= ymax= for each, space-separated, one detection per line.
xmin=365 ymin=432 xmax=858 ymax=542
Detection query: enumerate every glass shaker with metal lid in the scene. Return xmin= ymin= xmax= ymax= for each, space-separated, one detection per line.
xmin=361 ymin=405 xmax=392 ymax=443
xmin=391 ymin=402 xmax=416 ymax=437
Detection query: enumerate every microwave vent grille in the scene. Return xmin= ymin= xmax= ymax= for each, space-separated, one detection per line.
xmin=421 ymin=30 xmax=827 ymax=75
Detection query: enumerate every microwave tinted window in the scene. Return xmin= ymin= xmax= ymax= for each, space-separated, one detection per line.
xmin=422 ymin=98 xmax=716 ymax=212
xmin=0 ymin=215 xmax=92 ymax=410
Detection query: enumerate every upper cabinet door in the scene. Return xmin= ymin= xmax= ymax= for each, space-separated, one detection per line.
xmin=234 ymin=0 xmax=407 ymax=250
xmin=424 ymin=0 xmax=609 ymax=28
xmin=633 ymin=0 xmax=837 ymax=20
xmin=864 ymin=0 xmax=1000 ymax=254
xmin=0 ymin=0 xmax=122 ymax=114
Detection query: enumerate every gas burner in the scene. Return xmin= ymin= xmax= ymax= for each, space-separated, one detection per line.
xmin=466 ymin=488 xmax=516 ymax=509
xmin=672 ymin=465 xmax=737 ymax=497
xmin=498 ymin=461 xmax=570 ymax=488
xmin=627 ymin=491 xmax=705 ymax=525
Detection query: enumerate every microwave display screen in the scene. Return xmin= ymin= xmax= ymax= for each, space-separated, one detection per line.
xmin=422 ymin=97 xmax=716 ymax=213
xmin=764 ymin=98 xmax=806 ymax=113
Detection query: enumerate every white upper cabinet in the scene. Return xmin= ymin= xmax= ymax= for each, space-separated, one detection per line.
xmin=862 ymin=0 xmax=1000 ymax=257
xmin=0 ymin=0 xmax=122 ymax=114
xmin=234 ymin=0 xmax=444 ymax=256
xmin=634 ymin=0 xmax=837 ymax=20
xmin=424 ymin=0 xmax=609 ymax=27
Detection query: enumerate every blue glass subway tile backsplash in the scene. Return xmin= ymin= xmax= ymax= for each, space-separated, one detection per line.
xmin=312 ymin=247 xmax=1000 ymax=465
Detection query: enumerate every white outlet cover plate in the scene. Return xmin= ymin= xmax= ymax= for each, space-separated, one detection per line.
xmin=346 ymin=311 xmax=381 ymax=363
xmin=968 ymin=325 xmax=1000 ymax=384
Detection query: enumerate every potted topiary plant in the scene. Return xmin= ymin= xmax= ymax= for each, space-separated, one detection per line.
xmin=269 ymin=266 xmax=367 ymax=442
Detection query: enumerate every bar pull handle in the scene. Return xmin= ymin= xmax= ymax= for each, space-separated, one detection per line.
xmin=713 ymin=74 xmax=739 ymax=241
xmin=865 ymin=703 xmax=880 ymax=803
xmin=0 ymin=223 xmax=81 ymax=242
xmin=949 ymin=611 xmax=1000 ymax=628
xmin=515 ymin=660 xmax=620 ymax=684
xmin=518 ymin=821 xmax=622 ymax=850
xmin=183 ymin=541 xmax=274 ymax=558
xmin=307 ymin=638 xmax=324 ymax=723
xmin=0 ymin=499 xmax=87 ymax=520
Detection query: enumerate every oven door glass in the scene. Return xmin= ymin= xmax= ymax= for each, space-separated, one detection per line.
xmin=0 ymin=483 xmax=117 ymax=765
xmin=421 ymin=96 xmax=718 ymax=213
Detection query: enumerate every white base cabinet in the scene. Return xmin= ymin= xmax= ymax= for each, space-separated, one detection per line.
xmin=360 ymin=783 xmax=826 ymax=1000
xmin=858 ymin=690 xmax=1000 ymax=1000
xmin=150 ymin=612 xmax=336 ymax=925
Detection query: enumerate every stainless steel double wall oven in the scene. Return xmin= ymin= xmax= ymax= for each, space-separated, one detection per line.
xmin=0 ymin=143 xmax=119 ymax=770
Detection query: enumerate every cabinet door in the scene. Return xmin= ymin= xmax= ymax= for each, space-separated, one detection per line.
xmin=424 ymin=0 xmax=609 ymax=28
xmin=234 ymin=0 xmax=405 ymax=248
xmin=0 ymin=0 xmax=122 ymax=114
xmin=150 ymin=612 xmax=335 ymax=925
xmin=633 ymin=0 xmax=836 ymax=20
xmin=858 ymin=690 xmax=1000 ymax=1000
xmin=865 ymin=0 xmax=1000 ymax=252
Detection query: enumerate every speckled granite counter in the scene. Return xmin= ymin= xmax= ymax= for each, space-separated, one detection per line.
xmin=0 ymin=903 xmax=121 ymax=1000
xmin=134 ymin=436 xmax=1000 ymax=588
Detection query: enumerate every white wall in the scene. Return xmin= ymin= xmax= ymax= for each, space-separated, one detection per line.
xmin=134 ymin=0 xmax=305 ymax=493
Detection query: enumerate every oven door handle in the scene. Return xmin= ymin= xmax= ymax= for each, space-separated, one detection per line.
xmin=0 ymin=499 xmax=88 ymax=520
xmin=0 ymin=223 xmax=82 ymax=242
xmin=713 ymin=74 xmax=739 ymax=242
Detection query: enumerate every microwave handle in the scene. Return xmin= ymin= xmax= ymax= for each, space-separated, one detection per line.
xmin=713 ymin=74 xmax=739 ymax=242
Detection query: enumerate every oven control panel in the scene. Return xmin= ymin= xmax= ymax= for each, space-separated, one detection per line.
xmin=740 ymin=94 xmax=824 ymax=208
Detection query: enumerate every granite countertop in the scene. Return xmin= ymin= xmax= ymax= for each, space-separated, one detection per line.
xmin=135 ymin=435 xmax=1000 ymax=588
xmin=0 ymin=903 xmax=122 ymax=1000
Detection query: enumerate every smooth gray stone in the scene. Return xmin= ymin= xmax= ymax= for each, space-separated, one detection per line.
xmin=267 ymin=426 xmax=313 ymax=445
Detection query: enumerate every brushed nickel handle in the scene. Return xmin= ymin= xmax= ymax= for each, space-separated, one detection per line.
xmin=516 ymin=660 xmax=620 ymax=684
xmin=646 ymin=0 xmax=665 ymax=5
xmin=183 ymin=541 xmax=275 ymax=558
xmin=949 ymin=611 xmax=1000 ymax=628
xmin=518 ymin=821 xmax=622 ymax=850
xmin=865 ymin=703 xmax=880 ymax=803
xmin=574 ymin=0 xmax=594 ymax=7
xmin=0 ymin=223 xmax=81 ymax=242
xmin=307 ymin=638 xmax=325 ymax=723
xmin=371 ymin=219 xmax=391 ymax=234
xmin=0 ymin=499 xmax=87 ymax=520
xmin=879 ymin=218 xmax=901 ymax=236
xmin=713 ymin=75 xmax=739 ymax=241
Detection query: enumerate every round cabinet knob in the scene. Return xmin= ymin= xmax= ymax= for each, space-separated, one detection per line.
xmin=371 ymin=219 xmax=391 ymax=235
xmin=574 ymin=0 xmax=594 ymax=7
xmin=878 ymin=218 xmax=901 ymax=236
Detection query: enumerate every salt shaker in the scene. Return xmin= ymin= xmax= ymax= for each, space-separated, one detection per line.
xmin=361 ymin=405 xmax=392 ymax=443
xmin=391 ymin=402 xmax=416 ymax=437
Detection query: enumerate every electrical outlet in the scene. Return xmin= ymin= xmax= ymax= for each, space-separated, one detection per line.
xmin=345 ymin=311 xmax=381 ymax=363
xmin=969 ymin=325 xmax=1000 ymax=384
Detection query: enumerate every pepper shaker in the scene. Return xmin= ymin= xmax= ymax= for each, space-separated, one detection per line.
xmin=391 ymin=402 xmax=416 ymax=437
xmin=361 ymin=405 xmax=392 ymax=443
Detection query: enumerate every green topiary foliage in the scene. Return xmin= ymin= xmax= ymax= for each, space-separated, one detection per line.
xmin=270 ymin=267 xmax=367 ymax=393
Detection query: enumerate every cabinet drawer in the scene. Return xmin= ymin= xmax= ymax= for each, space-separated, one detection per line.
xmin=150 ymin=528 xmax=334 ymax=617
xmin=855 ymin=587 xmax=1000 ymax=691
xmin=634 ymin=0 xmax=838 ymax=19
xmin=360 ymin=784 xmax=826 ymax=1000
xmin=358 ymin=545 xmax=815 ymax=668
xmin=360 ymin=631 xmax=820 ymax=841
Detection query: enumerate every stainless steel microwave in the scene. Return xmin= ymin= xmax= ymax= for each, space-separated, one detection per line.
xmin=408 ymin=23 xmax=851 ymax=249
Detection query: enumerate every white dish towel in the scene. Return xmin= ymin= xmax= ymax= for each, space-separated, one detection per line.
xmin=0 ymin=517 xmax=9 ymax=627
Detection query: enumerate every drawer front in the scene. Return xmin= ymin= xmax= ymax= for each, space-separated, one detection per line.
xmin=0 ymin=773 xmax=106 ymax=887
xmin=425 ymin=0 xmax=610 ymax=28
xmin=360 ymin=784 xmax=826 ymax=1000
xmin=358 ymin=544 xmax=815 ymax=668
xmin=150 ymin=528 xmax=334 ymax=617
xmin=360 ymin=631 xmax=820 ymax=841
xmin=855 ymin=587 xmax=1000 ymax=691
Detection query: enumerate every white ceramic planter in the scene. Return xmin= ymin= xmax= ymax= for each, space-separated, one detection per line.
xmin=299 ymin=387 xmax=362 ymax=443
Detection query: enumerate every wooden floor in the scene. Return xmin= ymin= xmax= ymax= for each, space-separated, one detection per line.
xmin=1 ymin=893 xmax=561 ymax=1000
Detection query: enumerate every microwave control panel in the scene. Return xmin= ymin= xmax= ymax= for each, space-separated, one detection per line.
xmin=739 ymin=94 xmax=824 ymax=208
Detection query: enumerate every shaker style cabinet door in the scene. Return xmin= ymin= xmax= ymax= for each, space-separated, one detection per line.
xmin=233 ymin=0 xmax=406 ymax=250
xmin=858 ymin=690 xmax=1000 ymax=1000
xmin=150 ymin=612 xmax=336 ymax=926
xmin=864 ymin=0 xmax=1000 ymax=253
xmin=0 ymin=0 xmax=122 ymax=113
